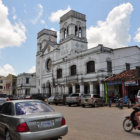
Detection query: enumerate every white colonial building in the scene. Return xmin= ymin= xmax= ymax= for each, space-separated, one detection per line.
xmin=36 ymin=10 xmax=140 ymax=97
xmin=17 ymin=73 xmax=36 ymax=96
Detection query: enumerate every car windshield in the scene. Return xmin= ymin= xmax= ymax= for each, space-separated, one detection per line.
xmin=71 ymin=94 xmax=79 ymax=97
xmin=49 ymin=96 xmax=54 ymax=99
xmin=0 ymin=94 xmax=7 ymax=98
xmin=93 ymin=95 xmax=100 ymax=98
xmin=83 ymin=94 xmax=91 ymax=97
xmin=15 ymin=101 xmax=54 ymax=115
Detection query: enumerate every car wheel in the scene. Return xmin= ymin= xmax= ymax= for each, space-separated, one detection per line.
xmin=102 ymin=102 xmax=105 ymax=107
xmin=68 ymin=103 xmax=71 ymax=106
xmin=5 ymin=130 xmax=12 ymax=140
xmin=93 ymin=102 xmax=97 ymax=108
xmin=82 ymin=104 xmax=85 ymax=108
xmin=77 ymin=102 xmax=80 ymax=106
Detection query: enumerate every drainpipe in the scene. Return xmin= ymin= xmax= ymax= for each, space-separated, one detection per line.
xmin=122 ymin=81 xmax=125 ymax=99
xmin=105 ymin=82 xmax=108 ymax=104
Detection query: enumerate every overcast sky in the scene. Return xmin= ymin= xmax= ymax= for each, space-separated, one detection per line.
xmin=0 ymin=0 xmax=140 ymax=76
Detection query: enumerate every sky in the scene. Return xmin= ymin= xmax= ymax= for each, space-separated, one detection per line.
xmin=0 ymin=0 xmax=140 ymax=76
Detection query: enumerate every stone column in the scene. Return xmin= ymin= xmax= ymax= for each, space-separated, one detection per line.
xmin=62 ymin=85 xmax=64 ymax=95
xmin=90 ymin=82 xmax=93 ymax=94
xmin=80 ymin=82 xmax=84 ymax=94
xmin=46 ymin=87 xmax=49 ymax=95
xmin=58 ymin=86 xmax=61 ymax=94
xmin=51 ymin=85 xmax=53 ymax=96
xmin=53 ymin=87 xmax=56 ymax=96
xmin=82 ymin=26 xmax=86 ymax=38
xmin=99 ymin=82 xmax=104 ymax=97
xmin=72 ymin=84 xmax=76 ymax=93
xmin=55 ymin=85 xmax=58 ymax=94
xmin=65 ymin=85 xmax=69 ymax=94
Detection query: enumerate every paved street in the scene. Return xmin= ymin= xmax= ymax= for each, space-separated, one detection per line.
xmin=51 ymin=105 xmax=140 ymax=140
xmin=0 ymin=105 xmax=140 ymax=140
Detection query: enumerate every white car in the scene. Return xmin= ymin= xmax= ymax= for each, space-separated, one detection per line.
xmin=136 ymin=90 xmax=140 ymax=104
xmin=48 ymin=96 xmax=55 ymax=104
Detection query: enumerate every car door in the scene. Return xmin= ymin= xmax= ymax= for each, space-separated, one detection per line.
xmin=0 ymin=103 xmax=13 ymax=135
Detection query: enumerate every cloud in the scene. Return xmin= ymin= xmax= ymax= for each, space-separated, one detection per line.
xmin=134 ymin=27 xmax=140 ymax=42
xmin=28 ymin=66 xmax=36 ymax=73
xmin=32 ymin=3 xmax=43 ymax=24
xmin=12 ymin=7 xmax=17 ymax=20
xmin=0 ymin=64 xmax=16 ymax=76
xmin=49 ymin=6 xmax=71 ymax=22
xmin=41 ymin=19 xmax=45 ymax=24
xmin=0 ymin=0 xmax=26 ymax=49
xmin=87 ymin=3 xmax=133 ymax=49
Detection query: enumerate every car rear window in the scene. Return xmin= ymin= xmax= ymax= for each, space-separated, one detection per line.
xmin=0 ymin=94 xmax=7 ymax=98
xmin=15 ymin=101 xmax=54 ymax=115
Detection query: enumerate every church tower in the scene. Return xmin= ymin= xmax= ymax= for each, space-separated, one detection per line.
xmin=59 ymin=10 xmax=87 ymax=53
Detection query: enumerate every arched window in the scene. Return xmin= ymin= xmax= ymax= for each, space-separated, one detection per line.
xmin=67 ymin=26 xmax=69 ymax=36
xmin=75 ymin=26 xmax=78 ymax=37
xmin=57 ymin=69 xmax=62 ymax=79
xmin=87 ymin=61 xmax=95 ymax=73
xmin=64 ymin=29 xmax=67 ymax=39
xmin=71 ymin=65 xmax=76 ymax=76
xmin=107 ymin=61 xmax=112 ymax=72
xmin=79 ymin=27 xmax=82 ymax=38
xmin=75 ymin=25 xmax=82 ymax=37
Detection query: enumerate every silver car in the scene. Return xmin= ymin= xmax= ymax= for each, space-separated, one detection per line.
xmin=81 ymin=94 xmax=105 ymax=107
xmin=0 ymin=100 xmax=68 ymax=140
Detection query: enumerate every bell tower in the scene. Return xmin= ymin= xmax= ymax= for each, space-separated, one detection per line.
xmin=59 ymin=10 xmax=87 ymax=53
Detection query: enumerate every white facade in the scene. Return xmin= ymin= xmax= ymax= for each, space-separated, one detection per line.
xmin=36 ymin=10 xmax=140 ymax=97
xmin=17 ymin=73 xmax=36 ymax=96
xmin=0 ymin=76 xmax=6 ymax=94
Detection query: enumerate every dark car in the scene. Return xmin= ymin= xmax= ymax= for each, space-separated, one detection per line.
xmin=54 ymin=94 xmax=68 ymax=105
xmin=31 ymin=94 xmax=47 ymax=101
xmin=8 ymin=95 xmax=19 ymax=100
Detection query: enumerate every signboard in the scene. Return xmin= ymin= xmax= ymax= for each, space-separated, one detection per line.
xmin=107 ymin=81 xmax=122 ymax=86
xmin=125 ymin=80 xmax=138 ymax=86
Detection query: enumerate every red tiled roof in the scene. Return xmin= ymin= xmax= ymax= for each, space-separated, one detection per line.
xmin=105 ymin=69 xmax=139 ymax=82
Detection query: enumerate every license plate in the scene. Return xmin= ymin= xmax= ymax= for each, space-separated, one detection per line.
xmin=40 ymin=120 xmax=54 ymax=128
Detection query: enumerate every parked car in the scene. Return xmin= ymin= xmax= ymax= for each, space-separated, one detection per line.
xmin=48 ymin=96 xmax=55 ymax=104
xmin=81 ymin=94 xmax=104 ymax=107
xmin=31 ymin=93 xmax=47 ymax=101
xmin=8 ymin=95 xmax=19 ymax=100
xmin=54 ymin=94 xmax=68 ymax=105
xmin=66 ymin=93 xmax=81 ymax=106
xmin=136 ymin=90 xmax=140 ymax=104
xmin=0 ymin=100 xmax=68 ymax=140
xmin=24 ymin=95 xmax=32 ymax=99
xmin=0 ymin=94 xmax=9 ymax=106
